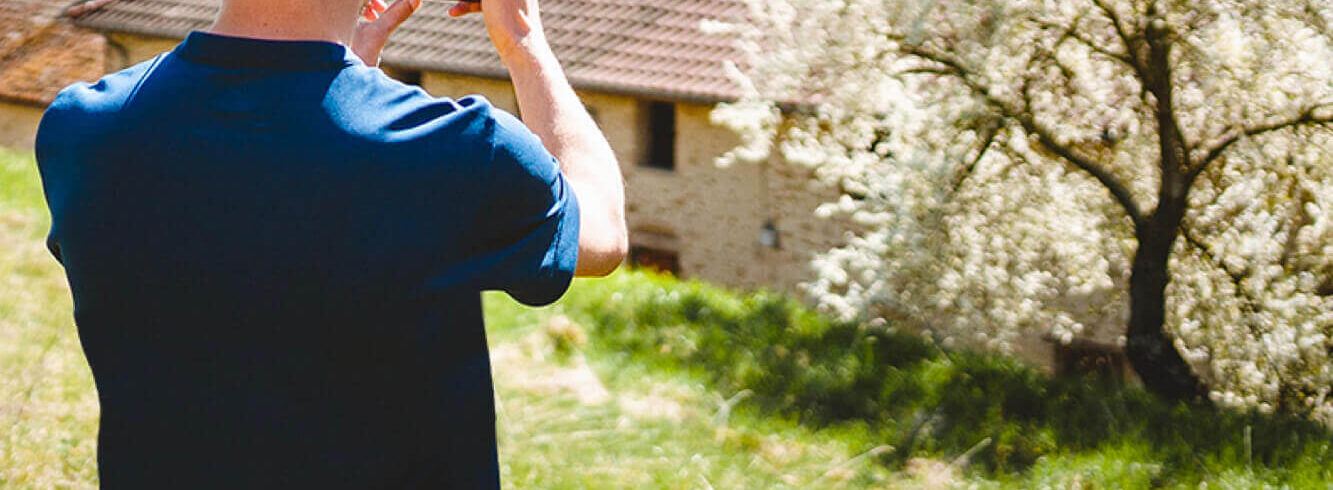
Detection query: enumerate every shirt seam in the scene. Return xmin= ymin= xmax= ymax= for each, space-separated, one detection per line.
xmin=121 ymin=53 xmax=167 ymax=111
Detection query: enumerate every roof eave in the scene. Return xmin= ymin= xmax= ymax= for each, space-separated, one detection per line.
xmin=71 ymin=17 xmax=191 ymax=43
xmin=382 ymin=57 xmax=739 ymax=106
xmin=72 ymin=20 xmax=743 ymax=106
xmin=0 ymin=92 xmax=54 ymax=108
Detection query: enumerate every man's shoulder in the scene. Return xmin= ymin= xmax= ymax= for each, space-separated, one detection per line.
xmin=47 ymin=55 xmax=165 ymax=119
xmin=36 ymin=55 xmax=166 ymax=157
xmin=327 ymin=65 xmax=509 ymax=143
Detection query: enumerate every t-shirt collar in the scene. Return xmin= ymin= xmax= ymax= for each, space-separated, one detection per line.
xmin=175 ymin=31 xmax=360 ymax=71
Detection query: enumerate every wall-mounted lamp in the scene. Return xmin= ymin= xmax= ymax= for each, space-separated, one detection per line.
xmin=759 ymin=219 xmax=781 ymax=250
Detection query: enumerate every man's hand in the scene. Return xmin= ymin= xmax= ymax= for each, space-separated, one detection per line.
xmin=448 ymin=0 xmax=547 ymax=64
xmin=351 ymin=0 xmax=422 ymax=66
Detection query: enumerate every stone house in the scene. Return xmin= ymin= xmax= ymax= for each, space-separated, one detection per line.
xmin=68 ymin=0 xmax=850 ymax=294
xmin=0 ymin=0 xmax=104 ymax=148
xmin=21 ymin=0 xmax=1125 ymax=375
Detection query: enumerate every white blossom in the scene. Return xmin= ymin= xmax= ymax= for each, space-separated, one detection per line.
xmin=714 ymin=0 xmax=1333 ymax=420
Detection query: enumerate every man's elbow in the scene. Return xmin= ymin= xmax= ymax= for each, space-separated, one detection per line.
xmin=571 ymin=179 xmax=628 ymax=277
xmin=606 ymin=231 xmax=629 ymax=272
xmin=578 ymin=228 xmax=627 ymax=278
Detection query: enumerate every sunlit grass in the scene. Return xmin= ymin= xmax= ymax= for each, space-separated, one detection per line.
xmin=0 ymin=147 xmax=99 ymax=488
xmin=0 ymin=147 xmax=896 ymax=488
xmin=4 ymin=145 xmax=1330 ymax=489
xmin=485 ymin=307 xmax=898 ymax=488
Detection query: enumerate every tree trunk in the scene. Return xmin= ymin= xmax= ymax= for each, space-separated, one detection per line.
xmin=1125 ymin=199 xmax=1208 ymax=402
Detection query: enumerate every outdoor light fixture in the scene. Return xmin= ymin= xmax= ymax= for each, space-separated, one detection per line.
xmin=759 ymin=219 xmax=780 ymax=250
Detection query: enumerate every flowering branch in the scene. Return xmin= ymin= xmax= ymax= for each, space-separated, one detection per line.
xmin=899 ymin=44 xmax=1147 ymax=227
xmin=1090 ymin=0 xmax=1153 ymax=104
xmin=1190 ymin=104 xmax=1333 ymax=182
xmin=1036 ymin=14 xmax=1133 ymax=68
xmin=948 ymin=122 xmax=1002 ymax=198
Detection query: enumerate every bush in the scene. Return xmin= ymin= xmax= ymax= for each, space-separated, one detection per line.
xmin=557 ymin=270 xmax=1333 ymax=484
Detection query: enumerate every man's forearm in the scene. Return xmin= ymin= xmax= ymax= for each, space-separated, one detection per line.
xmin=501 ymin=39 xmax=627 ymax=275
xmin=501 ymin=42 xmax=617 ymax=193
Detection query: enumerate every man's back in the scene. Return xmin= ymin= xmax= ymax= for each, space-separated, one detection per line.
xmin=35 ymin=32 xmax=580 ymax=488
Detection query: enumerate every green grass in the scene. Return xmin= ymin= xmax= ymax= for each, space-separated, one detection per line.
xmin=4 ymin=144 xmax=1332 ymax=489
xmin=533 ymin=272 xmax=1333 ymax=488
xmin=1 ymin=146 xmax=100 ymax=488
xmin=0 ymin=147 xmax=902 ymax=488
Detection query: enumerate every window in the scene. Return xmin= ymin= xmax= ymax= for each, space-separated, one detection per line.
xmin=1053 ymin=339 xmax=1128 ymax=383
xmin=629 ymin=246 xmax=680 ymax=276
xmin=640 ymin=101 xmax=676 ymax=170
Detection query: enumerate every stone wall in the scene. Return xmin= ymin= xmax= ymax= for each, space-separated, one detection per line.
xmin=0 ymin=101 xmax=45 ymax=149
xmin=419 ymin=70 xmax=847 ymax=293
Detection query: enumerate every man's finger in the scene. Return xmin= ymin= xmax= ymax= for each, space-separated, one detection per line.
xmin=448 ymin=2 xmax=482 ymax=17
xmin=374 ymin=0 xmax=423 ymax=31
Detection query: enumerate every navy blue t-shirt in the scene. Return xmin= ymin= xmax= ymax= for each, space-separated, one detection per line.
xmin=35 ymin=32 xmax=579 ymax=489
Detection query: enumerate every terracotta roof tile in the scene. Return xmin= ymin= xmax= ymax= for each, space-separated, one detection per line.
xmin=70 ymin=0 xmax=747 ymax=103
xmin=0 ymin=0 xmax=104 ymax=105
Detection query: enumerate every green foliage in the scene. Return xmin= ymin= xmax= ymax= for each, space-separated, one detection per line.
xmin=554 ymin=270 xmax=1333 ymax=485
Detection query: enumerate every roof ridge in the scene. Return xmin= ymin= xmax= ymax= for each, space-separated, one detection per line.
xmin=65 ymin=0 xmax=120 ymax=19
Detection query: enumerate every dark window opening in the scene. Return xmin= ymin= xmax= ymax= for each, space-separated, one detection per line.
xmin=1054 ymin=339 xmax=1128 ymax=383
xmin=629 ymin=246 xmax=680 ymax=276
xmin=640 ymin=101 xmax=676 ymax=170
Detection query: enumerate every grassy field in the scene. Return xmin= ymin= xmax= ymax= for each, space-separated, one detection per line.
xmin=0 ymin=147 xmax=907 ymax=488
xmin=4 ymin=145 xmax=1332 ymax=489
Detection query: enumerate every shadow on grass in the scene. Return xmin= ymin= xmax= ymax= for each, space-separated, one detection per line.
xmin=556 ymin=270 xmax=1333 ymax=485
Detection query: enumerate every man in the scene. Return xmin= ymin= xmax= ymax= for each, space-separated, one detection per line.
xmin=34 ymin=0 xmax=626 ymax=486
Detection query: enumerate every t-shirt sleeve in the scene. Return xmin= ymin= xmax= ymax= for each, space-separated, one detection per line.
xmin=476 ymin=108 xmax=580 ymax=306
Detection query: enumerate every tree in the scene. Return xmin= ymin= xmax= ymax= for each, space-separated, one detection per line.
xmin=711 ymin=0 xmax=1333 ymax=413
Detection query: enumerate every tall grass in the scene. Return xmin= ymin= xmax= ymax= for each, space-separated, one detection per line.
xmin=545 ymin=272 xmax=1333 ymax=487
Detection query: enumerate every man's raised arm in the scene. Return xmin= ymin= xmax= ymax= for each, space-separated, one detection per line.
xmin=452 ymin=0 xmax=628 ymax=277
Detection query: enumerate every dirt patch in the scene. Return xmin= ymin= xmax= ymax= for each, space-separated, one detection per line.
xmin=492 ymin=339 xmax=611 ymax=406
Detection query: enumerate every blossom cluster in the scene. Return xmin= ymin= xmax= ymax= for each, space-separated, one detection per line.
xmin=711 ymin=0 xmax=1333 ymax=420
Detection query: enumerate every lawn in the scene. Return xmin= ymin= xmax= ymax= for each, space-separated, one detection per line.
xmin=3 ymin=145 xmax=1331 ymax=488
xmin=0 ymin=147 xmax=902 ymax=488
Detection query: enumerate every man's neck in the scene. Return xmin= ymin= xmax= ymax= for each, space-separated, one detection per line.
xmin=208 ymin=0 xmax=363 ymax=45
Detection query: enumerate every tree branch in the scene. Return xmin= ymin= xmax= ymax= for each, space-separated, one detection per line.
xmin=1035 ymin=15 xmax=1135 ymax=68
xmin=949 ymin=123 xmax=1001 ymax=198
xmin=1181 ymin=226 xmax=1248 ymax=291
xmin=1140 ymin=16 xmax=1194 ymax=182
xmin=1090 ymin=0 xmax=1149 ymax=82
xmin=1190 ymin=104 xmax=1333 ymax=181
xmin=899 ymin=45 xmax=1147 ymax=227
